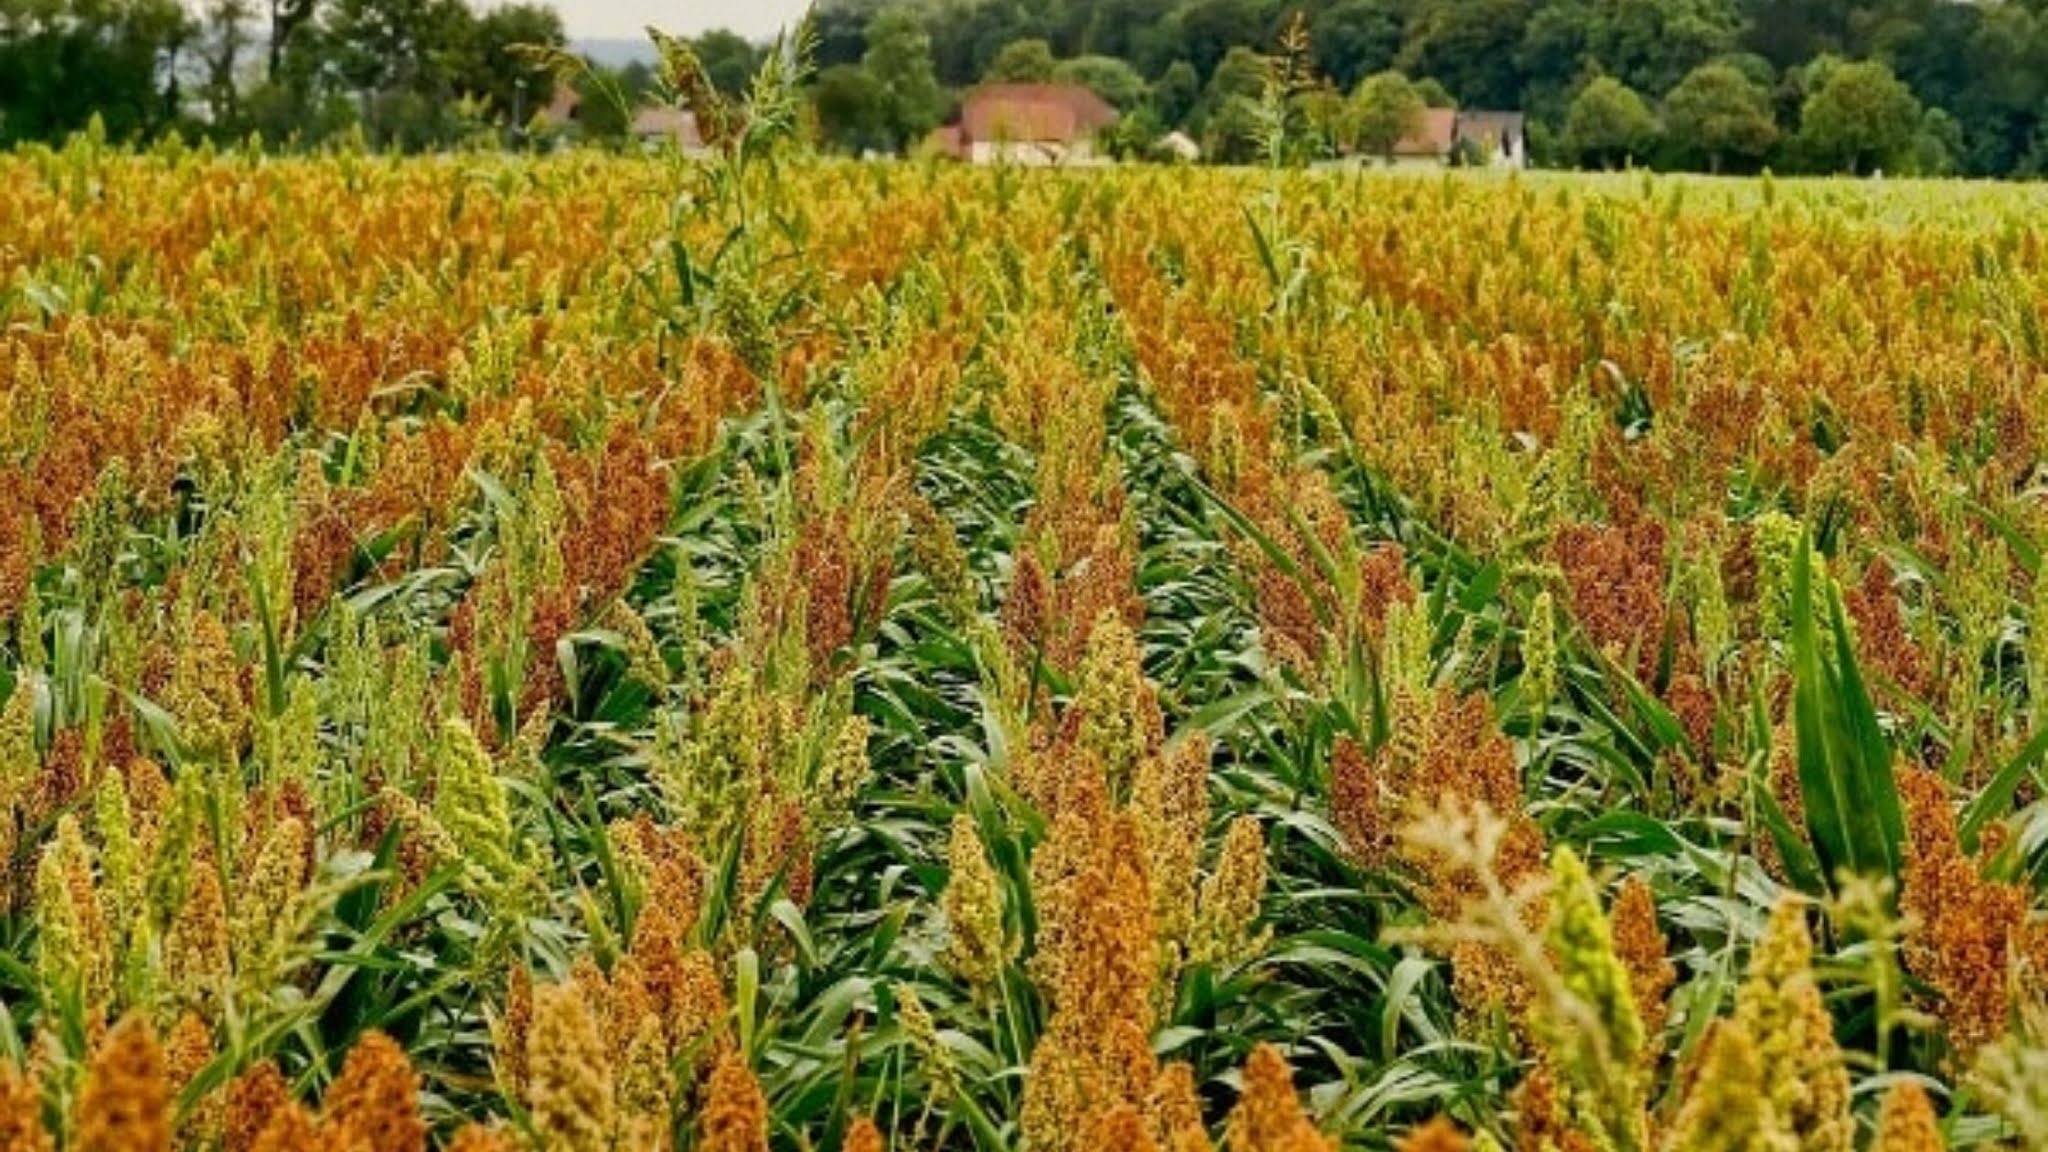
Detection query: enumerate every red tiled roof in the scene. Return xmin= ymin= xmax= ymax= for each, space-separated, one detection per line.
xmin=960 ymin=84 xmax=1119 ymax=145
xmin=926 ymin=124 xmax=965 ymax=159
xmin=1393 ymin=107 xmax=1457 ymax=157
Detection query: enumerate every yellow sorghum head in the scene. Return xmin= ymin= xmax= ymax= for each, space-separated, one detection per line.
xmin=1135 ymin=734 xmax=1210 ymax=1010
xmin=74 ymin=1015 xmax=171 ymax=1152
xmin=1874 ymin=1082 xmax=1944 ymax=1152
xmin=1971 ymin=1002 xmax=2048 ymax=1148
xmin=1192 ymin=816 xmax=1270 ymax=973
xmin=167 ymin=850 xmax=230 ymax=1011
xmin=615 ymin=1015 xmax=674 ymax=1152
xmin=166 ymin=609 xmax=247 ymax=764
xmin=1072 ymin=611 xmax=1155 ymax=798
xmin=1666 ymin=1019 xmax=1778 ymax=1152
xmin=601 ymin=598 xmax=670 ymax=690
xmin=1539 ymin=846 xmax=1649 ymax=1152
xmin=894 ymin=982 xmax=953 ymax=1092
xmin=526 ymin=981 xmax=617 ymax=1152
xmin=815 ymin=713 xmax=872 ymax=821
xmin=907 ymin=495 xmax=975 ymax=623
xmin=254 ymin=678 xmax=320 ymax=791
xmin=698 ymin=1052 xmax=769 ymax=1152
xmin=232 ymin=816 xmax=308 ymax=987
xmin=0 ymin=682 xmax=36 ymax=866
xmin=36 ymin=815 xmax=112 ymax=1014
xmin=433 ymin=718 xmax=522 ymax=892
xmin=1522 ymin=591 xmax=1559 ymax=719
xmin=1547 ymin=848 xmax=1646 ymax=1060
xmin=1223 ymin=1044 xmax=1335 ymax=1152
xmin=941 ymin=814 xmax=1010 ymax=996
xmin=1734 ymin=899 xmax=1852 ymax=1152
xmin=91 ymin=774 xmax=142 ymax=948
xmin=146 ymin=770 xmax=204 ymax=938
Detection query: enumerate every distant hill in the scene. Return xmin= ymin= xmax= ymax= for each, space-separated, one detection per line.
xmin=573 ymin=38 xmax=657 ymax=69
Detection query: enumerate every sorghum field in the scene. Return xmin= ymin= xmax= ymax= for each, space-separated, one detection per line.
xmin=4 ymin=82 xmax=2048 ymax=1152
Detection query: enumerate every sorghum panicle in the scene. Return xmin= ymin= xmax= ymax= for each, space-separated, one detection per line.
xmin=1732 ymin=899 xmax=1852 ymax=1152
xmin=526 ymin=980 xmax=617 ymax=1152
xmin=318 ymin=1031 xmax=426 ymax=1152
xmin=74 ymin=1015 xmax=171 ymax=1152
xmin=1223 ymin=1044 xmax=1335 ymax=1152
xmin=941 ymin=814 xmax=1010 ymax=997
xmin=1874 ymin=1082 xmax=1944 ymax=1152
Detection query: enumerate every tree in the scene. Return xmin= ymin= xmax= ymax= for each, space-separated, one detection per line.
xmin=1204 ymin=44 xmax=1268 ymax=105
xmin=1172 ymin=0 xmax=1267 ymax=82
xmin=198 ymin=0 xmax=260 ymax=126
xmin=694 ymin=29 xmax=761 ymax=97
xmin=1401 ymin=0 xmax=1533 ymax=110
xmin=1908 ymin=106 xmax=1961 ymax=176
xmin=985 ymin=37 xmax=1057 ymax=82
xmin=1590 ymin=0 xmax=1743 ymax=97
xmin=1663 ymin=60 xmax=1777 ymax=171
xmin=1348 ymin=69 xmax=1425 ymax=159
xmin=1312 ymin=0 xmax=1404 ymax=90
xmin=1153 ymin=59 xmax=1202 ymax=126
xmin=1055 ymin=54 xmax=1147 ymax=108
xmin=0 ymin=0 xmax=194 ymax=144
xmin=811 ymin=62 xmax=890 ymax=152
xmin=456 ymin=3 xmax=565 ymax=127
xmin=268 ymin=0 xmax=320 ymax=76
xmin=1565 ymin=75 xmax=1659 ymax=167
xmin=1414 ymin=77 xmax=1456 ymax=108
xmin=862 ymin=6 xmax=944 ymax=151
xmin=1796 ymin=58 xmax=1919 ymax=174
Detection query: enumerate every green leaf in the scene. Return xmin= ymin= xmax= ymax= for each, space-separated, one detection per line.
xmin=1788 ymin=533 xmax=1904 ymax=891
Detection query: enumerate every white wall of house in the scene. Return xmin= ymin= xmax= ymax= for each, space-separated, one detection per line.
xmin=967 ymin=140 xmax=1099 ymax=166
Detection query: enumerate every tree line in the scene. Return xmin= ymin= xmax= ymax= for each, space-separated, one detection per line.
xmin=805 ymin=0 xmax=2046 ymax=174
xmin=2 ymin=0 xmax=2044 ymax=175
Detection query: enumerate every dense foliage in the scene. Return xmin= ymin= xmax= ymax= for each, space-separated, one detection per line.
xmin=804 ymin=0 xmax=2048 ymax=174
xmin=3 ymin=0 xmax=2048 ymax=175
xmin=3 ymin=42 xmax=2048 ymax=1152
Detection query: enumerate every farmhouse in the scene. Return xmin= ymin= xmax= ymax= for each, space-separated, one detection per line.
xmin=928 ymin=83 xmax=1120 ymax=166
xmin=1382 ymin=107 xmax=1528 ymax=169
xmin=534 ymin=89 xmax=709 ymax=155
xmin=1454 ymin=110 xmax=1528 ymax=168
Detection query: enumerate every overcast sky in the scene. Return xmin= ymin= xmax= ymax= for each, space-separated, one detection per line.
xmin=557 ymin=0 xmax=814 ymax=41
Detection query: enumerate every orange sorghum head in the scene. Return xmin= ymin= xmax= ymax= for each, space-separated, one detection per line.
xmin=74 ymin=1016 xmax=172 ymax=1152
xmin=318 ymin=1031 xmax=426 ymax=1152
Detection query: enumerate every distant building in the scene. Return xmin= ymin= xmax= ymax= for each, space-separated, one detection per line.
xmin=1454 ymin=111 xmax=1527 ymax=169
xmin=1387 ymin=107 xmax=1459 ymax=168
xmin=928 ymin=83 xmax=1120 ymax=166
xmin=1154 ymin=130 xmax=1202 ymax=163
xmin=1379 ymin=107 xmax=1526 ymax=169
xmin=630 ymin=106 xmax=706 ymax=153
xmin=533 ymin=89 xmax=708 ymax=156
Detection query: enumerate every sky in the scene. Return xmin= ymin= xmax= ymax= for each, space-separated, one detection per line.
xmin=555 ymin=0 xmax=815 ymax=41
